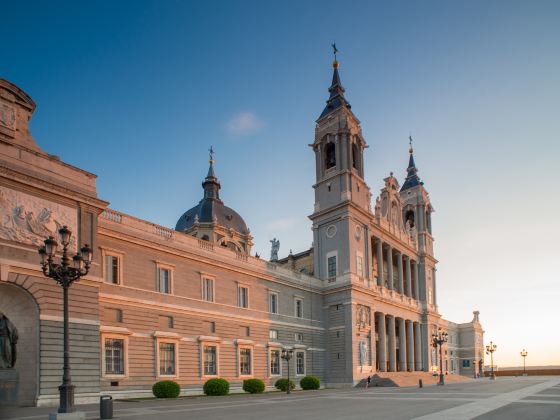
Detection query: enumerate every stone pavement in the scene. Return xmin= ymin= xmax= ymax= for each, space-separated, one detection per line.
xmin=2 ymin=376 xmax=559 ymax=420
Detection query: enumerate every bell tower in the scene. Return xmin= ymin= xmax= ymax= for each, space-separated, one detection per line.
xmin=309 ymin=51 xmax=373 ymax=282
xmin=400 ymin=139 xmax=437 ymax=308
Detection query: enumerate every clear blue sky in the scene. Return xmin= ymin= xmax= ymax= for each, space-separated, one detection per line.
xmin=2 ymin=0 xmax=559 ymax=366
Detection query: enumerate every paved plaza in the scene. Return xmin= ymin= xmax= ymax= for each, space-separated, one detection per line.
xmin=2 ymin=376 xmax=559 ymax=420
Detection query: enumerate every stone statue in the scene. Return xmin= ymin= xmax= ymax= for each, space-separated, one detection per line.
xmin=359 ymin=341 xmax=369 ymax=366
xmin=0 ymin=312 xmax=18 ymax=369
xmin=270 ymin=238 xmax=280 ymax=261
xmin=374 ymin=197 xmax=381 ymax=217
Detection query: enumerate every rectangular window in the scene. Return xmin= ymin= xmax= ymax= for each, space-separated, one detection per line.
xmin=328 ymin=256 xmax=337 ymax=278
xmin=269 ymin=292 xmax=278 ymax=314
xmin=240 ymin=348 xmax=251 ymax=375
xmin=356 ymin=254 xmax=363 ymax=277
xmin=105 ymin=338 xmax=124 ymax=375
xmin=296 ymin=351 xmax=305 ymax=375
xmin=157 ymin=268 xmax=171 ymax=294
xmin=270 ymin=350 xmax=280 ymax=376
xmin=203 ymin=345 xmax=217 ymax=376
xmin=295 ymin=298 xmax=303 ymax=318
xmin=209 ymin=321 xmax=216 ymax=334
xmin=202 ymin=278 xmax=214 ymax=302
xmin=104 ymin=255 xmax=119 ymax=284
xmin=245 ymin=326 xmax=250 ymax=337
xmin=463 ymin=360 xmax=470 ymax=368
xmin=238 ymin=285 xmax=249 ymax=308
xmin=295 ymin=333 xmax=303 ymax=342
xmin=159 ymin=342 xmax=176 ymax=375
xmin=269 ymin=329 xmax=278 ymax=340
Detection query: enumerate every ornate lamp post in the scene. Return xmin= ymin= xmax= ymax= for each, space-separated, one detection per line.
xmin=431 ymin=328 xmax=448 ymax=386
xmin=486 ymin=341 xmax=497 ymax=380
xmin=38 ymin=226 xmax=92 ymax=414
xmin=280 ymin=348 xmax=294 ymax=394
xmin=520 ymin=349 xmax=528 ymax=376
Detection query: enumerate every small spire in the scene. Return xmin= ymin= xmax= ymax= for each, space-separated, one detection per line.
xmin=318 ymin=44 xmax=351 ymax=120
xmin=206 ymin=145 xmax=216 ymax=179
xmin=401 ymin=136 xmax=422 ymax=192
xmin=203 ymin=147 xmax=221 ymax=199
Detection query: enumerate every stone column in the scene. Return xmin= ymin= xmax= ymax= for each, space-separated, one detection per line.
xmin=376 ymin=239 xmax=384 ymax=287
xmin=397 ymin=252 xmax=404 ymax=294
xmin=377 ymin=312 xmax=386 ymax=371
xmin=386 ymin=245 xmax=393 ymax=290
xmin=413 ymin=261 xmax=419 ymax=300
xmin=387 ymin=316 xmax=396 ymax=371
xmin=405 ymin=257 xmax=412 ymax=297
xmin=398 ymin=318 xmax=406 ymax=371
xmin=406 ymin=321 xmax=414 ymax=371
xmin=414 ymin=322 xmax=422 ymax=371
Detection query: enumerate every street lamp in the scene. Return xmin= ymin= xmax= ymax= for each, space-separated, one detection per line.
xmin=486 ymin=341 xmax=497 ymax=380
xmin=431 ymin=328 xmax=448 ymax=386
xmin=39 ymin=226 xmax=92 ymax=414
xmin=520 ymin=349 xmax=528 ymax=376
xmin=280 ymin=348 xmax=294 ymax=394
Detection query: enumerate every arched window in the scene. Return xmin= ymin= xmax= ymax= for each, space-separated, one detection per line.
xmin=325 ymin=142 xmax=336 ymax=169
xmin=405 ymin=210 xmax=415 ymax=229
xmin=352 ymin=143 xmax=360 ymax=170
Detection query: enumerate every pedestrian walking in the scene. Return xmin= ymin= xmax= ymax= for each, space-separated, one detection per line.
xmin=366 ymin=375 xmax=371 ymax=389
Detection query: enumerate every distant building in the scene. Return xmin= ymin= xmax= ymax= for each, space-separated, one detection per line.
xmin=0 ymin=58 xmax=484 ymax=407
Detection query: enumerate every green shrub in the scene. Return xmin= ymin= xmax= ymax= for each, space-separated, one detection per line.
xmin=243 ymin=378 xmax=265 ymax=394
xmin=274 ymin=378 xmax=295 ymax=392
xmin=152 ymin=380 xmax=181 ymax=398
xmin=300 ymin=376 xmax=320 ymax=390
xmin=203 ymin=378 xmax=230 ymax=396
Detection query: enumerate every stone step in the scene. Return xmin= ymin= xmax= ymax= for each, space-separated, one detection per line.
xmin=355 ymin=372 xmax=471 ymax=388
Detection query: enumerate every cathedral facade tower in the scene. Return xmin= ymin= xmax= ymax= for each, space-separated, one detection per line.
xmin=309 ymin=57 xmax=373 ymax=285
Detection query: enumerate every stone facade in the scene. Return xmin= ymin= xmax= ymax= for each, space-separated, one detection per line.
xmin=0 ymin=63 xmax=484 ymax=407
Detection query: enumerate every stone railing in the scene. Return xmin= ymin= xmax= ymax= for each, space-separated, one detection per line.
xmin=198 ymin=239 xmax=214 ymax=251
xmin=101 ymin=209 xmax=122 ymax=223
xmin=155 ymin=226 xmax=174 ymax=239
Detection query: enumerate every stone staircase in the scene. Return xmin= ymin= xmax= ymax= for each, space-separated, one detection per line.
xmin=355 ymin=372 xmax=472 ymax=388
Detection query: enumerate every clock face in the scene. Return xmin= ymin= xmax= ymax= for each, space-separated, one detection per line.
xmin=355 ymin=225 xmax=362 ymax=241
xmin=326 ymin=224 xmax=337 ymax=238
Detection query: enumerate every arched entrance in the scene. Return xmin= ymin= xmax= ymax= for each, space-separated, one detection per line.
xmin=0 ymin=282 xmax=39 ymax=406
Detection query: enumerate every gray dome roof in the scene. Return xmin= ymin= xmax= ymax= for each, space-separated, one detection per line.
xmin=175 ymin=200 xmax=249 ymax=234
xmin=175 ymin=158 xmax=249 ymax=235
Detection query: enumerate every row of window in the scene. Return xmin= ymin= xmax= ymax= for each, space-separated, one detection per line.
xmin=108 ymin=308 xmax=306 ymax=343
xmin=104 ymin=338 xmax=306 ymax=377
xmin=104 ymin=254 xmax=306 ymax=318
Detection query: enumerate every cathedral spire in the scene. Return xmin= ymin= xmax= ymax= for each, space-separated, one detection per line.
xmin=203 ymin=146 xmax=221 ymax=200
xmin=400 ymin=136 xmax=422 ymax=191
xmin=318 ymin=44 xmax=351 ymax=120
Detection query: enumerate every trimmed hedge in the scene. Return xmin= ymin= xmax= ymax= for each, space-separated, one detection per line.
xmin=243 ymin=378 xmax=265 ymax=394
xmin=300 ymin=376 xmax=320 ymax=390
xmin=274 ymin=378 xmax=295 ymax=392
xmin=152 ymin=380 xmax=181 ymax=398
xmin=203 ymin=378 xmax=230 ymax=396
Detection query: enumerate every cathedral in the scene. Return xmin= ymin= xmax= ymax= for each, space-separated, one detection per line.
xmin=0 ymin=55 xmax=484 ymax=407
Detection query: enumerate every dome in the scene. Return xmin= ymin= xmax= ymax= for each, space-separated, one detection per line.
xmin=174 ymin=156 xmax=250 ymax=236
xmin=175 ymin=200 xmax=249 ymax=234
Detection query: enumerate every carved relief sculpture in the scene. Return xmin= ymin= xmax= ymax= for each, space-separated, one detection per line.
xmin=0 ymin=187 xmax=77 ymax=249
xmin=356 ymin=304 xmax=371 ymax=329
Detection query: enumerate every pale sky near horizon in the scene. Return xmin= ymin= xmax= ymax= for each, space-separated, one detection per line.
xmin=2 ymin=0 xmax=559 ymax=367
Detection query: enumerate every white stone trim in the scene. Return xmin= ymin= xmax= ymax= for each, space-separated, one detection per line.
xmin=40 ymin=314 xmax=100 ymax=326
